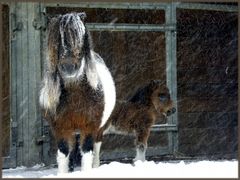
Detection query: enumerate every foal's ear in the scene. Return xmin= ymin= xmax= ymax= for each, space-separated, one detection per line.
xmin=150 ymin=80 xmax=157 ymax=87
xmin=150 ymin=79 xmax=162 ymax=89
xmin=78 ymin=12 xmax=87 ymax=21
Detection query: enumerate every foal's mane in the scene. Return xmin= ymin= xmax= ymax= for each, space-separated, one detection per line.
xmin=128 ymin=81 xmax=155 ymax=106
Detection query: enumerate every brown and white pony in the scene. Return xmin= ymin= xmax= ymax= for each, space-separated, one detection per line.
xmin=39 ymin=12 xmax=116 ymax=173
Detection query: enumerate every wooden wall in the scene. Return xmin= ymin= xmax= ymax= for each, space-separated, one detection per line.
xmin=177 ymin=9 xmax=238 ymax=159
xmin=9 ymin=3 xmax=43 ymax=166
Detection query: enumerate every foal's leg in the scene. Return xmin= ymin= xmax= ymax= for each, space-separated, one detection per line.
xmin=133 ymin=129 xmax=150 ymax=162
xmin=81 ymin=134 xmax=94 ymax=171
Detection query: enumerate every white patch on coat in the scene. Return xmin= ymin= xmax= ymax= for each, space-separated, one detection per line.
xmin=39 ymin=73 xmax=61 ymax=113
xmin=56 ymin=150 xmax=69 ymax=174
xmin=81 ymin=151 xmax=93 ymax=171
xmin=86 ymin=57 xmax=99 ymax=89
xmin=88 ymin=52 xmax=116 ymax=128
xmin=93 ymin=142 xmax=102 ymax=168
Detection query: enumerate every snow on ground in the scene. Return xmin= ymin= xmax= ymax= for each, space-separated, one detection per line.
xmin=2 ymin=160 xmax=238 ymax=178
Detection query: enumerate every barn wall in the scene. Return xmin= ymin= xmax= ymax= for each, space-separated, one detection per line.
xmin=177 ymin=9 xmax=238 ymax=159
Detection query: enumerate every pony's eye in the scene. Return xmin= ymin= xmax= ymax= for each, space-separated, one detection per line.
xmin=159 ymin=93 xmax=167 ymax=102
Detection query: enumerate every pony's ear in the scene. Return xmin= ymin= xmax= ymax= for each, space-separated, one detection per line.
xmin=78 ymin=12 xmax=87 ymax=21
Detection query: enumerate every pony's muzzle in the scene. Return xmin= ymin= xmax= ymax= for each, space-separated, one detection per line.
xmin=60 ymin=63 xmax=77 ymax=75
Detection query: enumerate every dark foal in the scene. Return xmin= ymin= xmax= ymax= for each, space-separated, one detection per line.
xmin=93 ymin=80 xmax=176 ymax=167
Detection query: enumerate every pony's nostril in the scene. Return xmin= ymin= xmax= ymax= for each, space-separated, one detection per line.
xmin=171 ymin=107 xmax=176 ymax=114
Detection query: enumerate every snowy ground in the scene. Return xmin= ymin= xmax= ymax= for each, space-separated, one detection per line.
xmin=2 ymin=160 xmax=238 ymax=178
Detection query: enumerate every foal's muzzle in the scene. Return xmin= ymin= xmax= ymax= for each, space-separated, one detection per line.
xmin=166 ymin=107 xmax=176 ymax=116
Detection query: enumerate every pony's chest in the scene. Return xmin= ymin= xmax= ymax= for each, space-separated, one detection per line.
xmin=58 ymin=84 xmax=104 ymax=112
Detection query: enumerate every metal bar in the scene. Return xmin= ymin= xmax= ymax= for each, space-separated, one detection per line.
xmin=101 ymin=146 xmax=170 ymax=161
xmin=170 ymin=3 xmax=178 ymax=155
xmin=45 ymin=2 xmax=238 ymax=12
xmin=151 ymin=124 xmax=177 ymax=132
xmin=45 ymin=2 xmax=169 ymax=10
xmin=165 ymin=3 xmax=178 ymax=155
xmin=176 ymin=2 xmax=238 ymax=12
xmin=86 ymin=23 xmax=175 ymax=32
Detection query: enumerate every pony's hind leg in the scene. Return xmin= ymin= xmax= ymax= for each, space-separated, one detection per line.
xmin=93 ymin=127 xmax=105 ymax=168
xmin=68 ymin=148 xmax=76 ymax=172
xmin=81 ymin=134 xmax=94 ymax=171
xmin=93 ymin=141 xmax=102 ymax=168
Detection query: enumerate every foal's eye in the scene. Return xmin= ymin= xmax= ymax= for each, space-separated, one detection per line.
xmin=159 ymin=93 xmax=167 ymax=102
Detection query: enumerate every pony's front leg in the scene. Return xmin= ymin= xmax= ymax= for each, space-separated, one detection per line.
xmin=57 ymin=139 xmax=72 ymax=174
xmin=92 ymin=125 xmax=105 ymax=168
xmin=81 ymin=135 xmax=94 ymax=171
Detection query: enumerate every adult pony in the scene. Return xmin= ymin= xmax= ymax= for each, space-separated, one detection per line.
xmin=39 ymin=12 xmax=116 ymax=173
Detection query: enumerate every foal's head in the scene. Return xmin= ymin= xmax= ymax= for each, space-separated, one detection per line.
xmin=149 ymin=80 xmax=176 ymax=117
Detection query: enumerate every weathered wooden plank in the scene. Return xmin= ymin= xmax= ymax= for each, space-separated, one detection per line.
xmin=178 ymin=112 xmax=237 ymax=128
xmin=2 ymin=4 xmax=10 ymax=157
xmin=15 ymin=2 xmax=24 ymax=166
xmin=9 ymin=2 xmax=43 ymax=167
xmin=7 ymin=2 xmax=18 ymax=169
xmin=177 ymin=82 xmax=238 ymax=98
xmin=27 ymin=2 xmax=42 ymax=165
xmin=177 ymin=67 xmax=238 ymax=84
xmin=177 ymin=97 xmax=237 ymax=113
xmin=21 ymin=2 xmax=30 ymax=166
